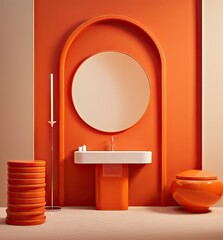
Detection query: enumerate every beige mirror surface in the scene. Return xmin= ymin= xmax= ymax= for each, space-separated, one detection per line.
xmin=71 ymin=51 xmax=150 ymax=132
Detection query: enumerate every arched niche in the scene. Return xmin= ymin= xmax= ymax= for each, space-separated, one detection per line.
xmin=59 ymin=14 xmax=166 ymax=206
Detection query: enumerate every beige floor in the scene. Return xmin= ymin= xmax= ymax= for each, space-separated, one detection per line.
xmin=0 ymin=206 xmax=223 ymax=240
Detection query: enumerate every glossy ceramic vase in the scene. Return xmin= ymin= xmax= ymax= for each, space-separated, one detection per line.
xmin=171 ymin=170 xmax=223 ymax=213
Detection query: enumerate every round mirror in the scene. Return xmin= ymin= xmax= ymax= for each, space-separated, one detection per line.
xmin=71 ymin=51 xmax=150 ymax=132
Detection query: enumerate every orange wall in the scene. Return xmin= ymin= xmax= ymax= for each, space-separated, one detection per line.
xmin=35 ymin=0 xmax=201 ymax=206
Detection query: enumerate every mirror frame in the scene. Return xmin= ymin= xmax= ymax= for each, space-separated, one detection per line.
xmin=71 ymin=51 xmax=151 ymax=132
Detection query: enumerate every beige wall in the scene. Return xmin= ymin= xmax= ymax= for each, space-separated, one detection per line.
xmin=0 ymin=0 xmax=34 ymax=206
xmin=202 ymin=0 xmax=223 ymax=206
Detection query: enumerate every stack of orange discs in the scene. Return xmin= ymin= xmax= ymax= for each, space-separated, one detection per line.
xmin=6 ymin=160 xmax=46 ymax=225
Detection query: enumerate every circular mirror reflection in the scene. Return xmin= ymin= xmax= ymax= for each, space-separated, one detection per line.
xmin=71 ymin=51 xmax=150 ymax=132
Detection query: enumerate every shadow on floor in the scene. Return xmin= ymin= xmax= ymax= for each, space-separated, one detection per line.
xmin=147 ymin=206 xmax=212 ymax=215
xmin=0 ymin=217 xmax=6 ymax=225
xmin=58 ymin=206 xmax=95 ymax=211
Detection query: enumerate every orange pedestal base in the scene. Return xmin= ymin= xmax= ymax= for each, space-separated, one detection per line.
xmin=95 ymin=164 xmax=128 ymax=210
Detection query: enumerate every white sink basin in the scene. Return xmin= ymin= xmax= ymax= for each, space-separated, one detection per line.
xmin=74 ymin=151 xmax=152 ymax=164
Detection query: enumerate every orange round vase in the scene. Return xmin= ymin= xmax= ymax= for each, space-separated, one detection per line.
xmin=171 ymin=170 xmax=223 ymax=213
